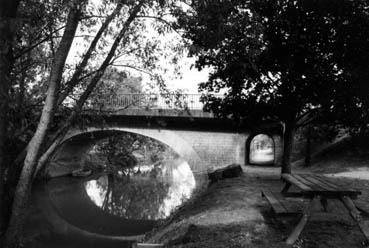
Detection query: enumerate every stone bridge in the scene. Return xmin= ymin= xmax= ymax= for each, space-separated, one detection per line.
xmin=48 ymin=94 xmax=284 ymax=177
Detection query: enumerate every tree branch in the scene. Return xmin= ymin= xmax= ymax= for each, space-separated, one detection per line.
xmin=111 ymin=64 xmax=153 ymax=76
xmin=14 ymin=25 xmax=66 ymax=60
xmin=34 ymin=0 xmax=146 ymax=176
xmin=136 ymin=15 xmax=190 ymax=45
xmin=57 ymin=2 xmax=124 ymax=106
xmin=296 ymin=108 xmax=321 ymax=128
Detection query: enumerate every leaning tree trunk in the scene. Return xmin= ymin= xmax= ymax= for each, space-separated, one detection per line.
xmin=7 ymin=2 xmax=124 ymax=177
xmin=3 ymin=2 xmax=82 ymax=247
xmin=281 ymin=120 xmax=296 ymax=174
xmin=57 ymin=2 xmax=123 ymax=105
xmin=6 ymin=2 xmax=123 ymax=179
xmin=34 ymin=1 xmax=145 ymax=177
xmin=0 ymin=0 xmax=21 ymax=235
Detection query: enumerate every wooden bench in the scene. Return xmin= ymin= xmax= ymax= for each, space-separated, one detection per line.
xmin=262 ymin=190 xmax=301 ymax=215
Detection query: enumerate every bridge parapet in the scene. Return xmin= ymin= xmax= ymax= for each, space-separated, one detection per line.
xmin=85 ymin=93 xmax=210 ymax=111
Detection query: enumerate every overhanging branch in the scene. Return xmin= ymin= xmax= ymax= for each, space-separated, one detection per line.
xmin=111 ymin=63 xmax=154 ymax=76
xmin=136 ymin=15 xmax=190 ymax=45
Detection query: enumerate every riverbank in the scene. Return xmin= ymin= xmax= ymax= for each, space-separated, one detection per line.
xmin=144 ymin=165 xmax=369 ymax=248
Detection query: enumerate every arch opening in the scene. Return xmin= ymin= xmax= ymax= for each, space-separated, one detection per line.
xmin=58 ymin=127 xmax=206 ymax=175
xmin=47 ymin=130 xmax=198 ymax=233
xmin=51 ymin=129 xmax=197 ymax=176
xmin=248 ymin=134 xmax=275 ymax=165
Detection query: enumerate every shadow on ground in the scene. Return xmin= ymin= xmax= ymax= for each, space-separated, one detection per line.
xmin=145 ymin=166 xmax=369 ymax=248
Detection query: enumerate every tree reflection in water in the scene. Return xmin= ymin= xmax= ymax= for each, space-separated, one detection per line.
xmin=85 ymin=159 xmax=195 ymax=220
xmin=84 ymin=133 xmax=196 ymax=220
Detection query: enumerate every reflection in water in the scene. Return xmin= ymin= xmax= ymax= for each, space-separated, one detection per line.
xmin=85 ymin=177 xmax=108 ymax=207
xmin=159 ymin=160 xmax=195 ymax=217
xmin=23 ymin=132 xmax=200 ymax=248
xmin=85 ymin=159 xmax=196 ymax=220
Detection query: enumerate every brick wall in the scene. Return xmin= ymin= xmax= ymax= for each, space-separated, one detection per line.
xmin=173 ymin=130 xmax=249 ymax=172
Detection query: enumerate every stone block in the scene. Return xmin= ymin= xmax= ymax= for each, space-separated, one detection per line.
xmin=208 ymin=164 xmax=243 ymax=183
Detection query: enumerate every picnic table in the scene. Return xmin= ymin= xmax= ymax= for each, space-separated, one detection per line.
xmin=262 ymin=173 xmax=369 ymax=245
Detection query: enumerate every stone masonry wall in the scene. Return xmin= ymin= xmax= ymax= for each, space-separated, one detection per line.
xmin=174 ymin=130 xmax=249 ymax=173
xmin=55 ymin=126 xmax=283 ymax=177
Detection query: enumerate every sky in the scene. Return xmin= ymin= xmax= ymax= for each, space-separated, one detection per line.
xmin=153 ymin=56 xmax=212 ymax=93
xmin=66 ymin=0 xmax=211 ymax=94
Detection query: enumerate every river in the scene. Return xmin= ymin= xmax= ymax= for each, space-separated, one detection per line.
xmin=23 ymin=133 xmax=203 ymax=247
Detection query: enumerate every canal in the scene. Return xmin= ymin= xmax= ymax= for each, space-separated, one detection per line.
xmin=23 ymin=132 xmax=203 ymax=247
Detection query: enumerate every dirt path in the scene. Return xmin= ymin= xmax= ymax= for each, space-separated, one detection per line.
xmin=145 ymin=166 xmax=369 ymax=248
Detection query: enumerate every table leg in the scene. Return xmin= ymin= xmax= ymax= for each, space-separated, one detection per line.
xmin=340 ymin=196 xmax=369 ymax=242
xmin=286 ymin=196 xmax=320 ymax=245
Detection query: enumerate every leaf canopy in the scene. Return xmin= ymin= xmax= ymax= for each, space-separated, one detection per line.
xmin=178 ymin=0 xmax=369 ymax=129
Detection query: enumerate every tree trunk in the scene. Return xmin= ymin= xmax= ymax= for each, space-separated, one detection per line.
xmin=17 ymin=55 xmax=28 ymax=114
xmin=3 ymin=2 xmax=82 ymax=246
xmin=281 ymin=120 xmax=296 ymax=174
xmin=6 ymin=1 xmax=146 ymax=182
xmin=304 ymin=125 xmax=312 ymax=167
xmin=34 ymin=1 xmax=145 ymax=177
xmin=57 ymin=2 xmax=123 ymax=105
xmin=0 ymin=0 xmax=21 ymax=235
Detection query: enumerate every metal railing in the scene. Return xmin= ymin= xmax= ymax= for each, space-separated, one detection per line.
xmin=84 ymin=93 xmax=207 ymax=111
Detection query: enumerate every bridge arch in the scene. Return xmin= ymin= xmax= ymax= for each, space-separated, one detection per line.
xmin=54 ymin=126 xmax=206 ymax=174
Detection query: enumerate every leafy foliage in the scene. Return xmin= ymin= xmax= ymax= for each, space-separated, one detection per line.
xmin=0 ymin=0 xmax=188 ymax=242
xmin=2 ymin=0 xmax=187 ymax=168
xmin=97 ymin=174 xmax=170 ymax=220
xmin=178 ymin=0 xmax=369 ymax=129
xmin=92 ymin=132 xmax=176 ymax=174
xmin=86 ymin=132 xmax=181 ymax=220
xmin=86 ymin=68 xmax=143 ymax=109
